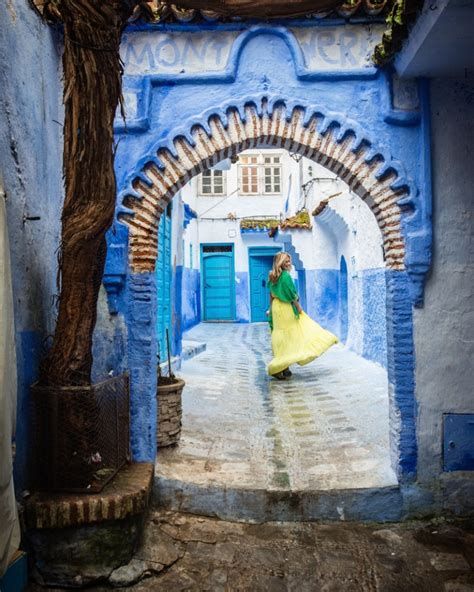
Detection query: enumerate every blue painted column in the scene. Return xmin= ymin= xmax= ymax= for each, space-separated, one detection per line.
xmin=127 ymin=273 xmax=158 ymax=461
xmin=386 ymin=270 xmax=417 ymax=479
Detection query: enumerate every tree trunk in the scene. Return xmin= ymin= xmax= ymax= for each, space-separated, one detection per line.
xmin=41 ymin=0 xmax=133 ymax=386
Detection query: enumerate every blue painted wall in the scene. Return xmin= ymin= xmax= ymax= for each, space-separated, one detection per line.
xmin=339 ymin=257 xmax=348 ymax=343
xmin=305 ymin=269 xmax=340 ymax=337
xmin=0 ymin=0 xmax=63 ymax=492
xmin=361 ymin=269 xmax=388 ymax=368
xmin=181 ymin=266 xmax=201 ymax=332
xmin=107 ymin=20 xmax=432 ymax=472
xmin=304 ymin=267 xmax=387 ymax=368
xmin=93 ymin=225 xmax=129 ymax=381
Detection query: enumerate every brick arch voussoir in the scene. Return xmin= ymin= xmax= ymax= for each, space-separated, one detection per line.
xmin=123 ymin=103 xmax=408 ymax=273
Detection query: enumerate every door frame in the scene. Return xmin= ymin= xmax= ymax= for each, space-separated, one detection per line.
xmin=156 ymin=204 xmax=172 ymax=360
xmin=248 ymin=246 xmax=281 ymax=323
xmin=200 ymin=242 xmax=236 ymax=321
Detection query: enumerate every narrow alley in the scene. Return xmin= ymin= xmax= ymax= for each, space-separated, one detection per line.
xmin=2 ymin=1 xmax=474 ymax=590
xmin=156 ymin=323 xmax=396 ymax=521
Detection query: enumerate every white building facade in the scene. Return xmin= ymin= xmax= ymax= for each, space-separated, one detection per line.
xmin=174 ymin=148 xmax=387 ymax=367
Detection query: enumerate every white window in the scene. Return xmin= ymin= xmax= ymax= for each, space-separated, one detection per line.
xmin=239 ymin=153 xmax=282 ymax=195
xmin=263 ymin=155 xmax=281 ymax=194
xmin=239 ymin=155 xmax=259 ymax=195
xmin=199 ymin=169 xmax=225 ymax=195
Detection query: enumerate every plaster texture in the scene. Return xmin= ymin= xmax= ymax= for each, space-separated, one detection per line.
xmin=155 ymin=323 xmax=398 ymax=521
xmin=0 ymin=0 xmax=63 ymax=491
xmin=180 ymin=267 xmax=201 ymax=331
xmin=413 ymin=79 xmax=474 ymax=486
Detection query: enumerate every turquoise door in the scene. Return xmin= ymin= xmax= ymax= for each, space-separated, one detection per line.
xmin=249 ymin=247 xmax=280 ymax=322
xmin=156 ymin=206 xmax=172 ymax=360
xmin=201 ymin=244 xmax=235 ymax=321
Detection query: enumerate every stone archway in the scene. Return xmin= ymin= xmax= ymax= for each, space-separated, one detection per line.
xmin=120 ymin=99 xmax=407 ymax=274
xmin=119 ymin=98 xmax=417 ymax=481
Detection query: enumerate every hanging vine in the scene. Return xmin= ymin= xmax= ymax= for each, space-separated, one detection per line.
xmin=373 ymin=0 xmax=425 ymax=66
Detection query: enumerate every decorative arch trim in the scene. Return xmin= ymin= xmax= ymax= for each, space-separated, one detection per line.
xmin=119 ymin=98 xmax=412 ymax=274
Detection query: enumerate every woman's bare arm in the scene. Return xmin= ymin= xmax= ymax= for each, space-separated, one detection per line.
xmin=293 ymin=298 xmax=303 ymax=314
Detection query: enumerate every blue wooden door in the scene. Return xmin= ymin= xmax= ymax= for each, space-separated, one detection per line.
xmin=249 ymin=248 xmax=279 ymax=322
xmin=156 ymin=207 xmax=172 ymax=360
xmin=201 ymin=245 xmax=235 ymax=321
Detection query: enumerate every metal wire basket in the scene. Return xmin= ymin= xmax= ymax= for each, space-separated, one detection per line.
xmin=31 ymin=374 xmax=130 ymax=493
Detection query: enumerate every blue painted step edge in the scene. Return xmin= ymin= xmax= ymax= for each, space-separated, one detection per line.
xmin=0 ymin=551 xmax=28 ymax=592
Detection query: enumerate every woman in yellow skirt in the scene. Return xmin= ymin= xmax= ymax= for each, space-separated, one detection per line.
xmin=267 ymin=252 xmax=338 ymax=379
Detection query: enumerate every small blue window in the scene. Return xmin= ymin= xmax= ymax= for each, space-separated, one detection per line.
xmin=189 ymin=243 xmax=193 ymax=270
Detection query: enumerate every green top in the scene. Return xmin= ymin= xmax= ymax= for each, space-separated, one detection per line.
xmin=268 ymin=270 xmax=300 ymax=330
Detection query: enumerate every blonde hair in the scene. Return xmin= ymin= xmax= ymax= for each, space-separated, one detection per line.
xmin=269 ymin=252 xmax=291 ymax=285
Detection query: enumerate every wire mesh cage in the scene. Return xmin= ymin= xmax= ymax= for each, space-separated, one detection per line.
xmin=31 ymin=374 xmax=130 ymax=493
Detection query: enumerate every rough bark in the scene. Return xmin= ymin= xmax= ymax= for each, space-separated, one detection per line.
xmin=41 ymin=0 xmax=134 ymax=386
xmin=167 ymin=0 xmax=344 ymax=18
xmin=40 ymin=0 xmax=342 ymax=386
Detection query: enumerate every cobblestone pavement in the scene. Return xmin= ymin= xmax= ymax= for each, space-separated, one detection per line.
xmin=158 ymin=323 xmax=396 ymax=493
xmin=35 ymin=511 xmax=474 ymax=591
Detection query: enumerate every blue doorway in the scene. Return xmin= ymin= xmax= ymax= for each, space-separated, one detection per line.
xmin=156 ymin=204 xmax=172 ymax=360
xmin=249 ymin=247 xmax=280 ymax=323
xmin=339 ymin=255 xmax=348 ymax=343
xmin=201 ymin=244 xmax=236 ymax=321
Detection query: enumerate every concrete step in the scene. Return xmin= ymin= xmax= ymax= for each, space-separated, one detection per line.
xmin=181 ymin=339 xmax=206 ymax=361
xmin=153 ymin=472 xmax=410 ymax=522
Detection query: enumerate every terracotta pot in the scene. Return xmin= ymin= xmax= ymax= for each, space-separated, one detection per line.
xmin=156 ymin=376 xmax=185 ymax=447
xmin=201 ymin=9 xmax=220 ymax=21
xmin=171 ymin=5 xmax=196 ymax=22
xmin=337 ymin=0 xmax=362 ymax=18
xmin=363 ymin=0 xmax=387 ymax=16
xmin=313 ymin=10 xmax=332 ymax=19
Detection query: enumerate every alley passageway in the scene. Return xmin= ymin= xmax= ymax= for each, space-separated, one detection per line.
xmin=156 ymin=323 xmax=397 ymax=518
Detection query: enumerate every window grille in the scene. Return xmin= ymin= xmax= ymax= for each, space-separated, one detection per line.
xmin=200 ymin=169 xmax=225 ymax=195
xmin=264 ymin=155 xmax=281 ymax=194
xmin=202 ymin=245 xmax=233 ymax=253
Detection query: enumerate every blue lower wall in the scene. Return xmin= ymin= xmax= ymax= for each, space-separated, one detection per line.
xmin=181 ymin=266 xmax=201 ymax=332
xmin=304 ymin=267 xmax=387 ymax=368
xmin=92 ymin=288 xmax=128 ymax=382
xmin=127 ymin=273 xmax=157 ymax=462
xmin=172 ymin=265 xmax=183 ymax=357
xmin=362 ymin=269 xmax=388 ymax=368
xmin=14 ymin=331 xmax=43 ymax=491
xmin=305 ymin=269 xmax=340 ymax=337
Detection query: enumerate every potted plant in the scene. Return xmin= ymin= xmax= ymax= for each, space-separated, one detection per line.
xmin=337 ymin=0 xmax=362 ymax=18
xmin=363 ymin=0 xmax=387 ymax=16
xmin=156 ymin=329 xmax=185 ymax=447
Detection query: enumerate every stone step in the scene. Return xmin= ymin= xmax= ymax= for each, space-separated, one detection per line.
xmin=152 ymin=472 xmax=410 ymax=522
xmin=181 ymin=339 xmax=206 ymax=361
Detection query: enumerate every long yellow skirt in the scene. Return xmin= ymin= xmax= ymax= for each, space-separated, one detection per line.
xmin=268 ymin=299 xmax=338 ymax=376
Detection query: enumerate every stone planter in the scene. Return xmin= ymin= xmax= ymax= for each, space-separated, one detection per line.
xmin=31 ymin=374 xmax=130 ymax=493
xmin=156 ymin=377 xmax=185 ymax=447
